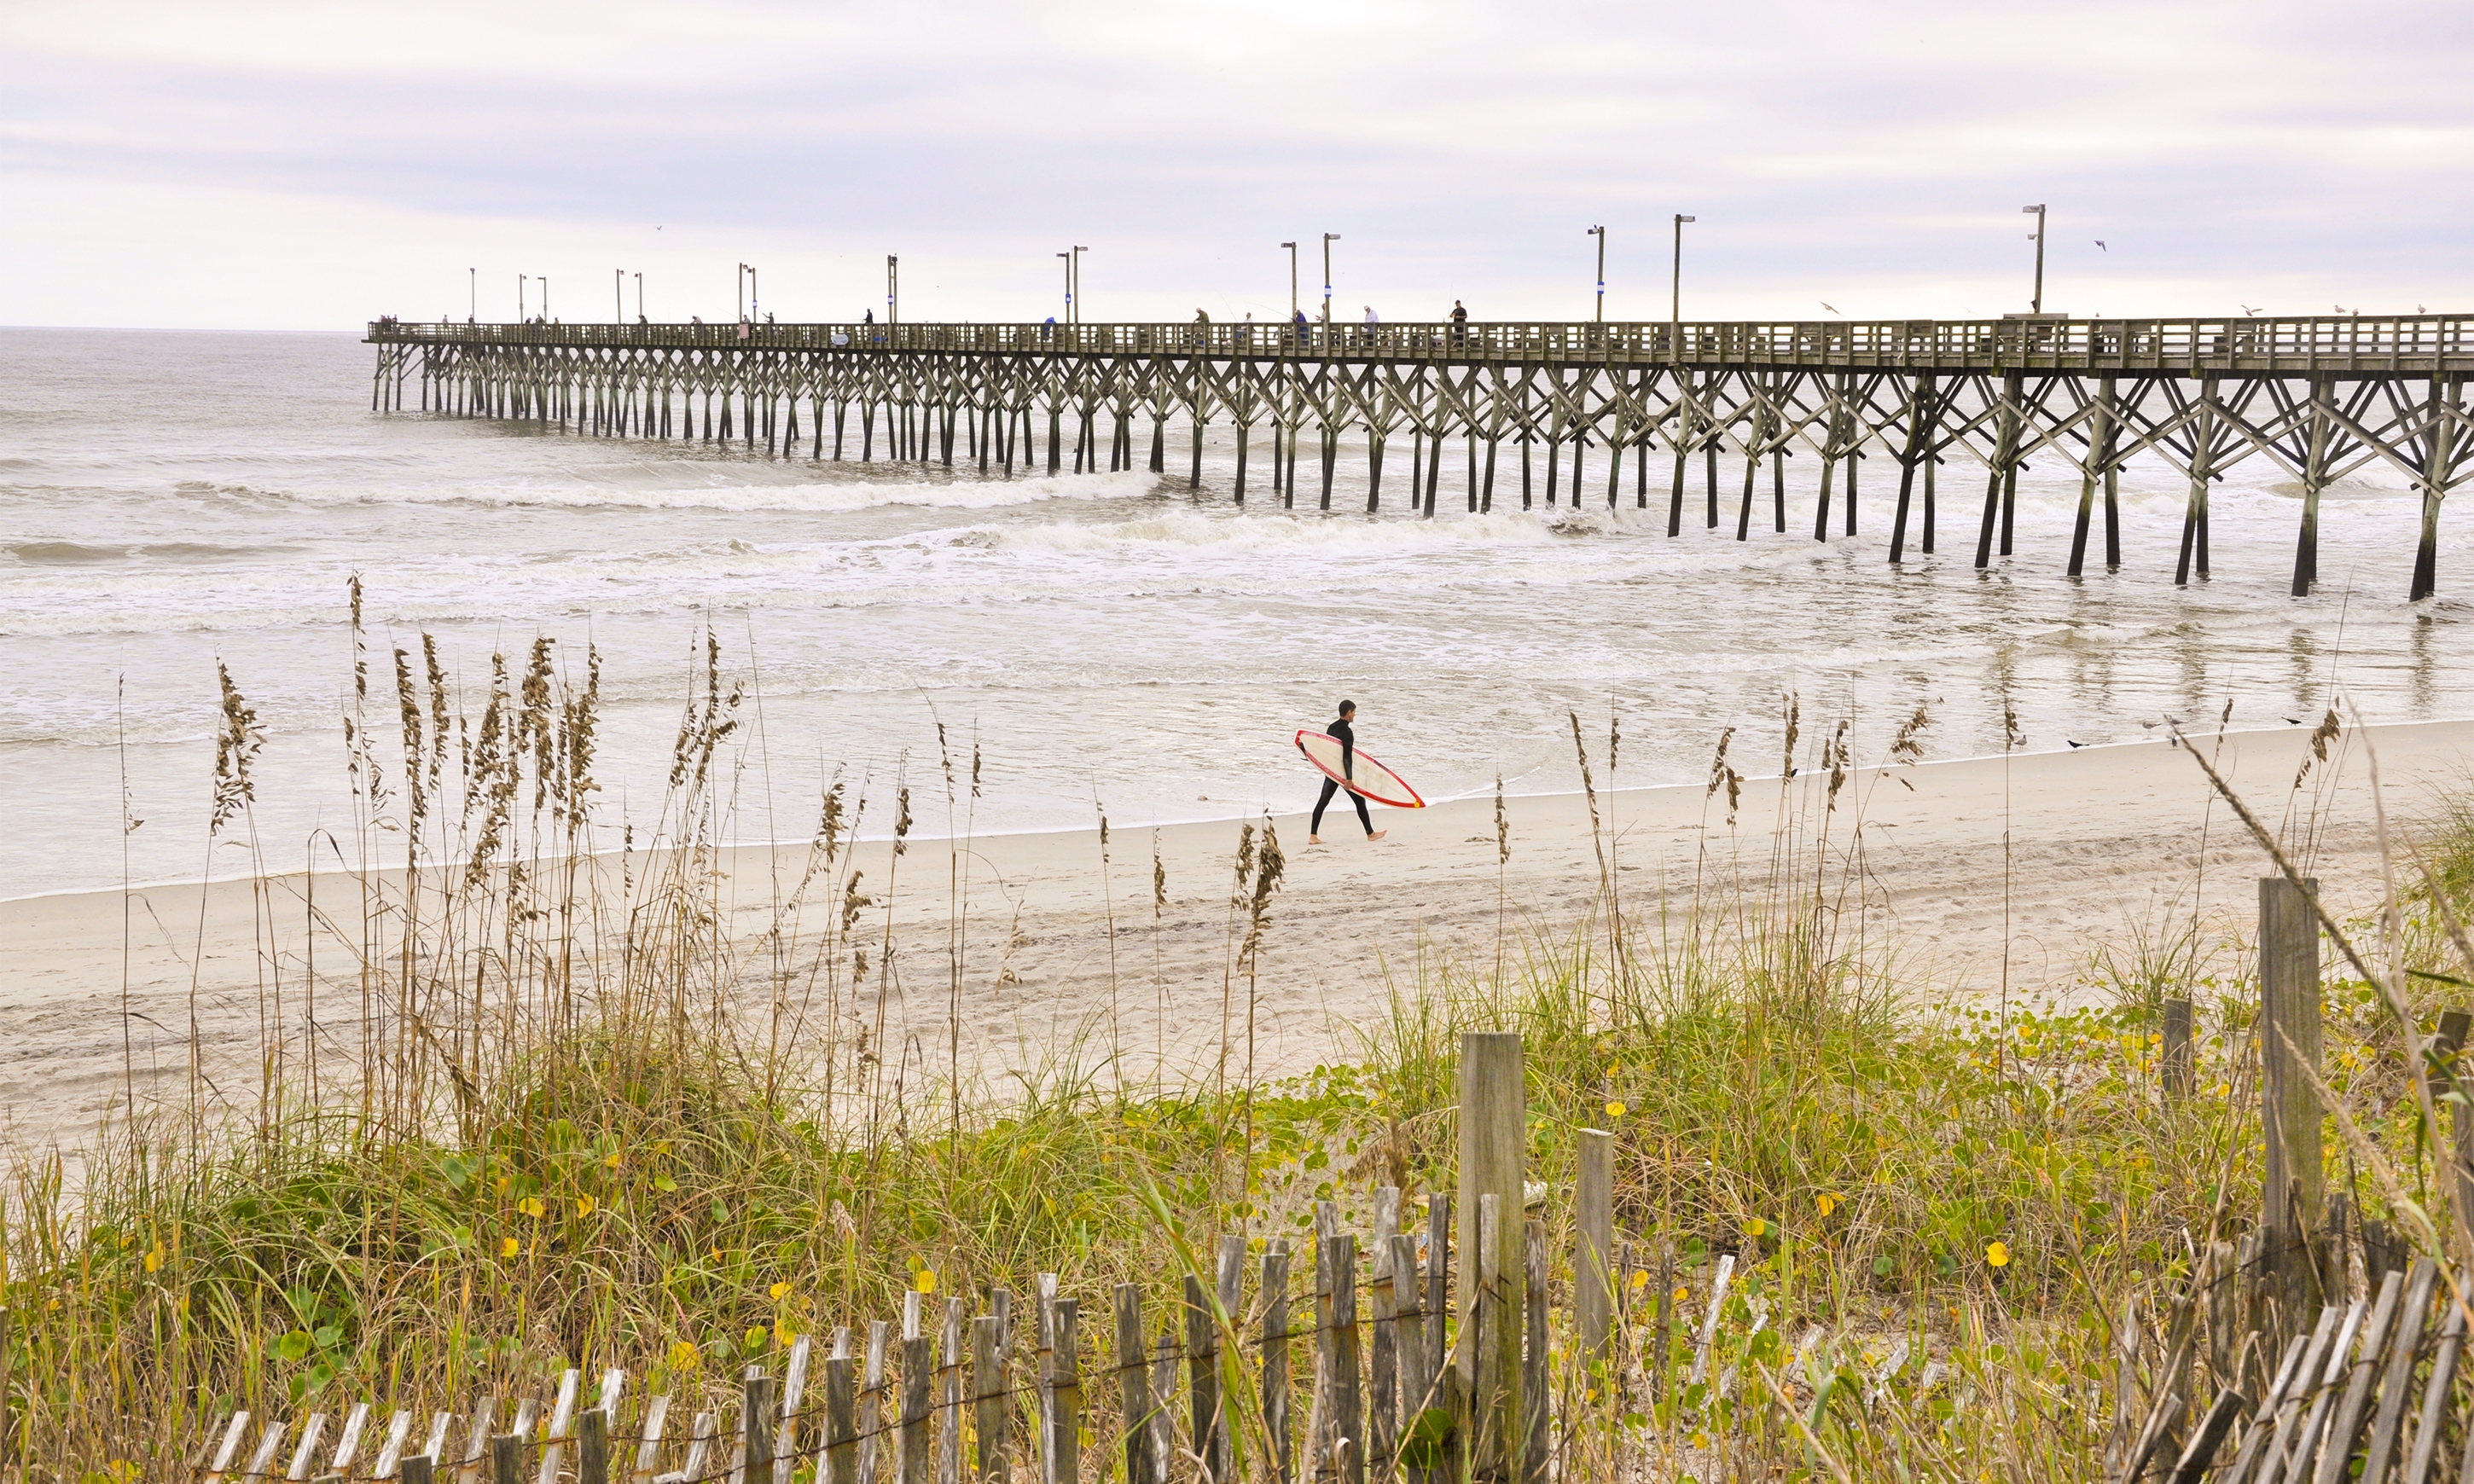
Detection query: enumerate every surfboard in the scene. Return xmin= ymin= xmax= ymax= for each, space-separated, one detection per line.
xmin=1294 ymin=730 xmax=1426 ymax=809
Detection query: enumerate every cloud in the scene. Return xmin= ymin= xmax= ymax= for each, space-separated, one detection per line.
xmin=3 ymin=0 xmax=2471 ymax=327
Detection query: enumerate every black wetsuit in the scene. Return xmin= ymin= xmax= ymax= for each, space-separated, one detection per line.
xmin=1312 ymin=716 xmax=1376 ymax=836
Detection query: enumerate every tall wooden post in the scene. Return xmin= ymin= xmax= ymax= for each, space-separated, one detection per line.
xmin=1115 ymin=1285 xmax=1156 ymax=1484
xmin=1576 ymin=1128 xmax=1614 ymax=1377
xmin=2260 ymin=875 xmax=2325 ymax=1342
xmin=1457 ymin=1033 xmax=1525 ymax=1481
xmin=1048 ymin=1301 xmax=1080 ymax=1484
xmin=2434 ymin=1011 xmax=2474 ymax=1238
xmin=2413 ymin=375 xmax=2455 ymax=600
xmin=1263 ymin=1244 xmax=1294 ymax=1484
xmin=2162 ymin=997 xmax=2193 ymax=1100
xmin=2177 ymin=376 xmax=2221 ymax=586
xmin=1977 ymin=370 xmax=2022 ymax=568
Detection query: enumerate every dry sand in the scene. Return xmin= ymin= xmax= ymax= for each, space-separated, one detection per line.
xmin=5 ymin=719 xmax=2469 ymax=1148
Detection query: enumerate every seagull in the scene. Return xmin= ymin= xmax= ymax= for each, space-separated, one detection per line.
xmin=2137 ymin=718 xmax=2159 ymax=729
xmin=2240 ymin=304 xmax=2263 ymax=316
xmin=2419 ymin=304 xmax=2428 ymax=314
xmin=2284 ymin=716 xmax=2303 ymax=725
xmin=2094 ymin=241 xmax=2107 ymax=252
xmin=1821 ymin=302 xmax=1840 ymax=315
xmin=2067 ymin=739 xmax=2086 ymax=749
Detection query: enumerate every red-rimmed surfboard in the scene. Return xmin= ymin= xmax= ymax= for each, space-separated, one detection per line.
xmin=1294 ymin=730 xmax=1426 ymax=809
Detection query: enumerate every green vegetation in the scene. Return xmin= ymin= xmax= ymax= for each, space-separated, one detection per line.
xmin=9 ymin=618 xmax=2473 ymax=1481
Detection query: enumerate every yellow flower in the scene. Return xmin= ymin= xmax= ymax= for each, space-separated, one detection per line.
xmin=574 ymin=1195 xmax=597 ymax=1218
xmin=769 ymin=1281 xmax=793 ymax=1301
xmin=604 ymin=1151 xmax=624 ymax=1169
xmin=744 ymin=1325 xmax=769 ymax=1351
xmin=915 ymin=1269 xmax=939 ymax=1295
xmin=1604 ymin=1100 xmax=1628 ymax=1119
xmin=1815 ymin=1193 xmax=1837 ymax=1217
xmin=667 ymin=1340 xmax=700 ymax=1373
xmin=1745 ymin=1217 xmax=1768 ymax=1238
xmin=143 ymin=1240 xmax=166 ymax=1274
xmin=1986 ymin=1241 xmax=2012 ymax=1269
xmin=517 ymin=1197 xmax=546 ymax=1219
xmin=1673 ymin=1284 xmax=1689 ymax=1303
xmin=1629 ymin=1270 xmax=1651 ymax=1290
xmin=501 ymin=1238 xmax=521 ymax=1258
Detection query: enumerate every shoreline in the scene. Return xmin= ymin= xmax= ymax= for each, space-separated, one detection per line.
xmin=6 ymin=718 xmax=2470 ymax=1147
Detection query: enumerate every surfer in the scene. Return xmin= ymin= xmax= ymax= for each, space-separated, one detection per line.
xmin=1310 ymin=700 xmax=1386 ymax=844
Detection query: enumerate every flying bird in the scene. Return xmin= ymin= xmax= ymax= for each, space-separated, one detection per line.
xmin=1821 ymin=302 xmax=1840 ymax=315
xmin=2419 ymin=304 xmax=2428 ymax=314
xmin=2240 ymin=304 xmax=2262 ymax=316
xmin=2094 ymin=241 xmax=2107 ymax=251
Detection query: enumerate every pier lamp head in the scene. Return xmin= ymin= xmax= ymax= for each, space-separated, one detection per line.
xmin=1324 ymin=233 xmax=1341 ymax=242
xmin=1675 ymin=215 xmax=1694 ymax=225
xmin=1281 ymin=241 xmax=1296 ymax=249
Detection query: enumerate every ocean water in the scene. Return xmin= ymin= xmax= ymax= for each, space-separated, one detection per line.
xmin=3 ymin=327 xmax=2468 ymax=902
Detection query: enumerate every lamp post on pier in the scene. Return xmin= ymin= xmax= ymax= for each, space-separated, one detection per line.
xmin=2022 ymin=204 xmax=2046 ymax=314
xmin=518 ymin=274 xmax=528 ymax=322
xmin=887 ymin=256 xmax=899 ymax=325
xmin=1321 ymin=233 xmax=1340 ymax=326
xmin=633 ymin=273 xmax=643 ymax=321
xmin=1057 ymin=252 xmax=1071 ymax=322
xmin=539 ymin=277 xmax=549 ymax=321
xmin=468 ymin=268 xmax=475 ymax=323
xmin=1587 ymin=225 xmax=1606 ymax=322
xmin=1670 ymin=215 xmax=1695 ymax=354
xmin=1281 ymin=242 xmax=1298 ymax=320
xmin=1072 ymin=246 xmax=1088 ymax=323
xmin=614 ymin=269 xmax=624 ymax=324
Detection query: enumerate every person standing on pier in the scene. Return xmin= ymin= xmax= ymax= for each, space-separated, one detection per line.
xmin=1309 ymin=700 xmax=1385 ymax=845
xmin=1450 ymin=299 xmax=1468 ymax=347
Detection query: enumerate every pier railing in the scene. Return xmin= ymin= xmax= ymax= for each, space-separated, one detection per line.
xmin=369 ymin=314 xmax=2474 ymax=374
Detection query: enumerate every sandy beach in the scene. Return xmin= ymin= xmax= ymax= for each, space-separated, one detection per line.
xmin=5 ymin=717 xmax=2469 ymax=1148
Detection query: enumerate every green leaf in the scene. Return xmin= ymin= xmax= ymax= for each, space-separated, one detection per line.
xmin=1399 ymin=1407 xmax=1455 ymax=1469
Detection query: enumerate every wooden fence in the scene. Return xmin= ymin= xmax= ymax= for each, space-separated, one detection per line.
xmin=172 ymin=880 xmax=2474 ymax=1482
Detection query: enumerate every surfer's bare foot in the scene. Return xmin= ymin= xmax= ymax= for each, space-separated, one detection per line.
xmin=1368 ymin=830 xmax=1387 ymax=841
xmin=1309 ymin=834 xmax=1323 ymax=845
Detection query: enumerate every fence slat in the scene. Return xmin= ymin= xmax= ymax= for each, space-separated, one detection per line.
xmin=861 ymin=1320 xmax=890 ymax=1484
xmin=1424 ymin=1195 xmax=1450 ymax=1431
xmin=2360 ymin=1261 xmax=2438 ymax=1482
xmin=972 ymin=1313 xmax=1004 ymax=1484
xmin=1263 ymin=1244 xmax=1293 ymax=1484
xmin=1217 ymin=1234 xmax=1246 ymax=1484
xmin=1522 ymin=1218 xmax=1548 ymax=1484
xmin=902 ymin=1330 xmax=933 ymax=1484
xmin=241 ymin=1418 xmax=289 ymax=1484
xmin=2279 ymin=1299 xmax=2367 ymax=1481
xmin=1371 ymin=1188 xmax=1399 ymax=1484
xmin=1048 ymin=1301 xmax=1080 ymax=1484
xmin=779 ymin=1335 xmax=813 ymax=1484
xmin=744 ymin=1370 xmax=778 ymax=1482
xmin=537 ymin=1370 xmax=582 ymax=1484
xmin=631 ymin=1396 xmax=672 ymax=1484
xmin=284 ymin=1412 xmax=328 ymax=1481
xmin=331 ymin=1406 xmax=373 ymax=1475
xmin=578 ymin=1408 xmax=611 ymax=1484
xmin=1576 ymin=1129 xmax=1614 ymax=1379
xmin=370 ymin=1410 xmax=413 ymax=1480
xmin=204 ymin=1411 xmax=252 ymax=1483
xmin=2167 ymin=1390 xmax=2248 ymax=1484
xmin=1147 ymin=1327 xmax=1179 ymax=1484
xmin=1186 ymin=1272 xmax=1220 ymax=1482
xmin=679 ymin=1410 xmax=717 ymax=1483
xmin=2311 ymin=1269 xmax=2406 ymax=1484
xmin=938 ymin=1298 xmax=965 ymax=1484
xmin=400 ymin=1454 xmax=435 ymax=1484
xmin=824 ymin=1355 xmax=857 ymax=1484
xmin=1333 ymin=1227 xmax=1363 ymax=1484
xmin=2398 ymin=1294 xmax=2466 ymax=1484
xmin=1115 ymin=1284 xmax=1156 ymax=1484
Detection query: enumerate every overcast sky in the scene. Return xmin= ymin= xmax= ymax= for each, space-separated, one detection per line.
xmin=5 ymin=0 xmax=2470 ymax=329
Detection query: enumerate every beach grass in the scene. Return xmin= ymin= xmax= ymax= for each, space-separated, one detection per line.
xmin=9 ymin=618 xmax=2474 ymax=1481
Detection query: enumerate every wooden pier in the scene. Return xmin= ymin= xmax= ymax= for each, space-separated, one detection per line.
xmin=366 ymin=315 xmax=2473 ymax=596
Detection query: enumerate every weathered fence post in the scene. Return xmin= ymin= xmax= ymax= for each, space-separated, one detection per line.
xmin=745 ymin=1369 xmax=779 ymax=1481
xmin=2434 ymin=1009 xmax=2474 ymax=1232
xmin=1263 ymin=1242 xmax=1294 ymax=1484
xmin=825 ymin=1352 xmax=857 ymax=1484
xmin=577 ymin=1408 xmax=609 ymax=1484
xmin=1332 ymin=1224 xmax=1364 ymax=1484
xmin=2162 ymin=997 xmax=2194 ymax=1100
xmin=903 ymin=1303 xmax=933 ymax=1484
xmin=491 ymin=1434 xmax=522 ymax=1484
xmin=1458 ymin=1033 xmax=1525 ymax=1481
xmin=1187 ymin=1272 xmax=1222 ymax=1481
xmin=1371 ymin=1188 xmax=1400 ymax=1484
xmin=1522 ymin=1218 xmax=1548 ymax=1484
xmin=1576 ymin=1127 xmax=1614 ymax=1380
xmin=973 ymin=1307 xmax=1004 ymax=1484
xmin=1048 ymin=1300 xmax=1081 ymax=1484
xmin=2259 ymin=875 xmax=2326 ymax=1343
xmin=1116 ymin=1284 xmax=1156 ymax=1484
xmin=400 ymin=1455 xmax=435 ymax=1484
xmin=1217 ymin=1234 xmax=1246 ymax=1484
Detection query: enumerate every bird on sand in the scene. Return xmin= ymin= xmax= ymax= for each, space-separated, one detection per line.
xmin=2284 ymin=716 xmax=2303 ymax=725
xmin=2067 ymin=739 xmax=2086 ymax=748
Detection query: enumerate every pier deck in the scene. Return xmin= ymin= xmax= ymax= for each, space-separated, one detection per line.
xmin=367 ymin=316 xmax=2471 ymax=595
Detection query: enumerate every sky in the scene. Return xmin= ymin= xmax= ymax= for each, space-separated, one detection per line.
xmin=4 ymin=0 xmax=2471 ymax=329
